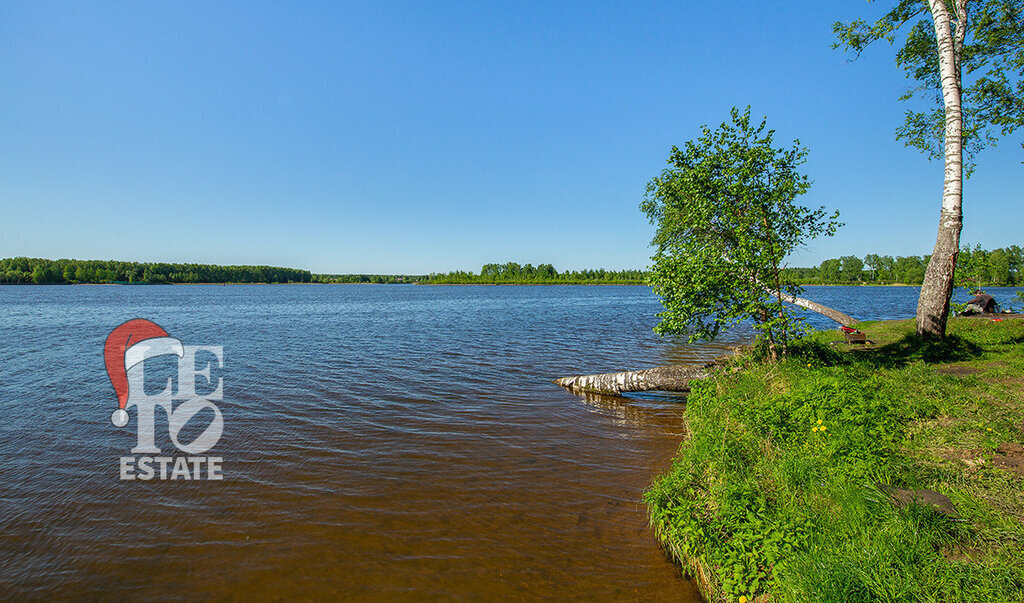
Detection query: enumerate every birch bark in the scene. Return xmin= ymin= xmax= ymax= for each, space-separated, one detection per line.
xmin=916 ymin=0 xmax=966 ymax=338
xmin=769 ymin=288 xmax=856 ymax=327
xmin=555 ymin=363 xmax=712 ymax=395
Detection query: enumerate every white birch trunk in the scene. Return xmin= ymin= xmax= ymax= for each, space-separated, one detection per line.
xmin=767 ymin=287 xmax=856 ymax=327
xmin=917 ymin=0 xmax=966 ymax=338
xmin=555 ymin=363 xmax=712 ymax=395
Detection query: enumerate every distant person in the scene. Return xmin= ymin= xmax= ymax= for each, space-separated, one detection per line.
xmin=962 ymin=291 xmax=997 ymax=315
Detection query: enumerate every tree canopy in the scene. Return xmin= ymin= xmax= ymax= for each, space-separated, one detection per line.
xmin=641 ymin=108 xmax=841 ymax=356
xmin=835 ymin=0 xmax=1024 ymax=170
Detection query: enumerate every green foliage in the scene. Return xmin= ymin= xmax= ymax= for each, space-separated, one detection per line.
xmin=424 ymin=262 xmax=645 ymax=284
xmin=647 ymin=319 xmax=1024 ymax=602
xmin=0 ymin=257 xmax=312 ymax=284
xmin=647 ymin=365 xmax=932 ymax=601
xmin=780 ymin=243 xmax=1023 ymax=285
xmin=834 ymin=0 xmax=1024 ymax=172
xmin=813 ymin=253 xmax=921 ymax=285
xmin=818 ymin=258 xmax=842 ymax=283
xmin=313 ymin=273 xmax=427 ymax=284
xmin=839 ymin=255 xmax=865 ymax=282
xmin=641 ymin=107 xmax=841 ymax=352
xmin=0 ymin=257 xmax=644 ymax=286
xmin=956 ymin=243 xmax=1024 ymax=287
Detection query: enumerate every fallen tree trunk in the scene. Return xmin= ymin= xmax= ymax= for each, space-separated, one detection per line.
xmin=771 ymin=288 xmax=856 ymax=326
xmin=556 ymin=283 xmax=854 ymax=397
xmin=743 ymin=268 xmax=855 ymax=326
xmin=749 ymin=271 xmax=856 ymax=326
xmin=555 ymin=363 xmax=713 ymax=396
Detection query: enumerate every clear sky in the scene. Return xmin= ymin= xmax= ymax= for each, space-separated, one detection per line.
xmin=1 ymin=1 xmax=1020 ymax=274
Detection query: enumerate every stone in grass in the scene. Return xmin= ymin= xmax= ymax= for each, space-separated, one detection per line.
xmin=876 ymin=483 xmax=958 ymax=518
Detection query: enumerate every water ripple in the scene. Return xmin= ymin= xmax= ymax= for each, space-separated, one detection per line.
xmin=5 ymin=283 xmax=1010 ymax=599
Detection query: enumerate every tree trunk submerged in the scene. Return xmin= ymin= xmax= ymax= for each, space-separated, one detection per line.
xmin=555 ymin=363 xmax=713 ymax=396
xmin=556 ymin=287 xmax=855 ymax=396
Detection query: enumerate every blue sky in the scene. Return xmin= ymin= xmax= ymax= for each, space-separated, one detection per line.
xmin=0 ymin=1 xmax=1020 ymax=274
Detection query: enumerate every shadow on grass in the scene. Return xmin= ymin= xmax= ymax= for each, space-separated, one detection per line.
xmin=862 ymin=334 xmax=983 ymax=368
xmin=1005 ymin=332 xmax=1024 ymax=346
xmin=790 ymin=334 xmax=982 ymax=369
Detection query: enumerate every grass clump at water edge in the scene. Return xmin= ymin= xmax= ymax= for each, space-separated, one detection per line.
xmin=645 ymin=318 xmax=1024 ymax=602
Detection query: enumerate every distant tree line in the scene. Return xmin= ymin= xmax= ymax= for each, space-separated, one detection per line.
xmin=0 ymin=257 xmax=312 ymax=284
xmin=312 ymin=273 xmax=428 ymax=284
xmin=783 ymin=245 xmax=1023 ymax=286
xmin=7 ymin=247 xmax=1018 ymax=287
xmin=425 ymin=262 xmax=645 ymax=284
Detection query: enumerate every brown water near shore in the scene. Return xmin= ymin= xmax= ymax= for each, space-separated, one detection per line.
xmin=1 ymin=285 xmax=749 ymax=599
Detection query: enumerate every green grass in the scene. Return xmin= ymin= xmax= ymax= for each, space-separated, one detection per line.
xmin=646 ymin=318 xmax=1024 ymax=602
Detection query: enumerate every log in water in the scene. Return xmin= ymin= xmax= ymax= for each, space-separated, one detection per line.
xmin=555 ymin=363 xmax=713 ymax=395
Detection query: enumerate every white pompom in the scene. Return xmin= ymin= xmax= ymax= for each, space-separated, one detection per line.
xmin=111 ymin=408 xmax=129 ymax=427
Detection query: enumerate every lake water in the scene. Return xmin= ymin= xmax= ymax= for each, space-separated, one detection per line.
xmin=1 ymin=284 xmax=1019 ymax=599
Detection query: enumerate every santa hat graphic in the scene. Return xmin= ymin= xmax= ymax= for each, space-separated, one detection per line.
xmin=104 ymin=319 xmax=184 ymax=427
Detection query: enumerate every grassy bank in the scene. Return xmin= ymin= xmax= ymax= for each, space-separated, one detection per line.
xmin=646 ymin=318 xmax=1024 ymax=602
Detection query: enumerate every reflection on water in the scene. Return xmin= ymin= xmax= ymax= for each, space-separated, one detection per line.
xmin=576 ymin=390 xmax=690 ymax=432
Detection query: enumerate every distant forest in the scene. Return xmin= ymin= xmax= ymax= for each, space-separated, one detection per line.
xmin=420 ymin=247 xmax=1023 ymax=286
xmin=314 ymin=263 xmax=645 ymax=284
xmin=0 ymin=257 xmax=312 ymax=284
xmin=312 ymin=273 xmax=426 ymax=284
xmin=3 ymin=245 xmax=1020 ymax=286
xmin=783 ymin=245 xmax=1023 ymax=287
xmin=422 ymin=262 xmax=645 ymax=284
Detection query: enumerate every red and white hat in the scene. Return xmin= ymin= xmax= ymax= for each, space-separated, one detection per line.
xmin=103 ymin=319 xmax=183 ymax=427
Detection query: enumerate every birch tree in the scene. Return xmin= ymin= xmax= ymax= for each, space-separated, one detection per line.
xmin=835 ymin=0 xmax=1024 ymax=338
xmin=641 ymin=108 xmax=845 ymax=361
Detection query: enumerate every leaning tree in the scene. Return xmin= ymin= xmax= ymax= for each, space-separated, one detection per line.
xmin=641 ymin=107 xmax=848 ymax=361
xmin=835 ymin=0 xmax=1024 ymax=338
xmin=556 ymin=108 xmax=849 ymax=394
